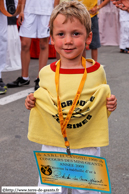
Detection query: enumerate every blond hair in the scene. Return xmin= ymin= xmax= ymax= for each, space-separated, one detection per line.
xmin=50 ymin=1 xmax=91 ymax=37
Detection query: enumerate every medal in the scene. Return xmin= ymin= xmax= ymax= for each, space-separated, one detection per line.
xmin=55 ymin=57 xmax=87 ymax=155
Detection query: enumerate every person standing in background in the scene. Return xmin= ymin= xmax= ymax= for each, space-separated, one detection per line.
xmin=98 ymin=0 xmax=119 ymax=46
xmin=7 ymin=0 xmax=59 ymax=91
xmin=119 ymin=9 xmax=129 ymax=53
xmin=78 ymin=0 xmax=111 ymax=61
xmin=111 ymin=1 xmax=129 ymax=53
xmin=3 ymin=0 xmax=21 ymax=72
xmin=0 ymin=0 xmax=8 ymax=94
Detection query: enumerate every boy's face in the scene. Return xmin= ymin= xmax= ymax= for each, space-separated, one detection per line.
xmin=51 ymin=14 xmax=92 ymax=61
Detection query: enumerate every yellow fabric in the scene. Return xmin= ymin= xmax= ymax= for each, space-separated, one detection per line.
xmin=28 ymin=59 xmax=111 ymax=149
xmin=78 ymin=0 xmax=98 ymax=18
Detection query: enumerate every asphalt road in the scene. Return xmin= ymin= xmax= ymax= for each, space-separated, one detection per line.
xmin=0 ymin=46 xmax=129 ymax=194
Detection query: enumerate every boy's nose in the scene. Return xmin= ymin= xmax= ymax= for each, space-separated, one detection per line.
xmin=64 ymin=35 xmax=73 ymax=44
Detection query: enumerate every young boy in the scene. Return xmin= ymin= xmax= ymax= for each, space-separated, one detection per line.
xmin=26 ymin=2 xmax=117 ymax=194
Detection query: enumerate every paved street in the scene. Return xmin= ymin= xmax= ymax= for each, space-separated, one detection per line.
xmin=0 ymin=46 xmax=129 ymax=194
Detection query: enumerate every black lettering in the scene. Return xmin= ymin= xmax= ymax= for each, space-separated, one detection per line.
xmin=67 ymin=124 xmax=72 ymax=128
xmin=80 ymin=101 xmax=86 ymax=106
xmin=90 ymin=96 xmax=95 ymax=102
xmin=76 ymin=122 xmax=82 ymax=128
xmin=87 ymin=115 xmax=92 ymax=120
xmin=73 ymin=124 xmax=77 ymax=128
xmin=56 ymin=118 xmax=60 ymax=123
xmin=82 ymin=119 xmax=88 ymax=124
xmin=76 ymin=100 xmax=79 ymax=105
xmin=67 ymin=100 xmax=73 ymax=106
xmin=61 ymin=102 xmax=66 ymax=108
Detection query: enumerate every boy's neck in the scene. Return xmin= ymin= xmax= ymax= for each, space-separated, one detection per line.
xmin=59 ymin=57 xmax=93 ymax=69
xmin=60 ymin=57 xmax=84 ymax=69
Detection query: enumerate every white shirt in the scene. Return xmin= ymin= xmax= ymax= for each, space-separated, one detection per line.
xmin=24 ymin=0 xmax=54 ymax=15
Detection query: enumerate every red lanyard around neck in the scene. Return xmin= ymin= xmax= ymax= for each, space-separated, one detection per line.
xmin=55 ymin=57 xmax=87 ymax=155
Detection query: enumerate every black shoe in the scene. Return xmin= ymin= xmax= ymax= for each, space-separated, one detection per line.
xmin=0 ymin=86 xmax=7 ymax=95
xmin=0 ymin=78 xmax=7 ymax=89
xmin=7 ymin=77 xmax=30 ymax=88
xmin=34 ymin=78 xmax=39 ymax=91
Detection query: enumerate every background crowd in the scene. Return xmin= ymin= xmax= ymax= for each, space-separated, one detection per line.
xmin=0 ymin=0 xmax=129 ymax=95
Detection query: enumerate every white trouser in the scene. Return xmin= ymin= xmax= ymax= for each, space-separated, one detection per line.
xmin=36 ymin=145 xmax=101 ymax=194
xmin=0 ymin=11 xmax=7 ymax=77
xmin=19 ymin=13 xmax=50 ymax=38
xmin=119 ymin=21 xmax=129 ymax=49
xmin=3 ymin=25 xmax=21 ymax=72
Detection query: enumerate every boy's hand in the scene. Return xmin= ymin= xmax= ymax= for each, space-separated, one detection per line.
xmin=106 ymin=95 xmax=117 ymax=112
xmin=25 ymin=93 xmax=36 ymax=110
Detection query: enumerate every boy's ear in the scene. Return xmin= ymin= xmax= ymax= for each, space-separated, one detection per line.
xmin=85 ymin=32 xmax=92 ymax=45
xmin=51 ymin=36 xmax=54 ymax=45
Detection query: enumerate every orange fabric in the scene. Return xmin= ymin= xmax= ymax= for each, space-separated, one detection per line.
xmin=55 ymin=57 xmax=87 ymax=150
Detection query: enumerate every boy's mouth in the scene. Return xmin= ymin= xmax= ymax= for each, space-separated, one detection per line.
xmin=63 ymin=48 xmax=75 ymax=52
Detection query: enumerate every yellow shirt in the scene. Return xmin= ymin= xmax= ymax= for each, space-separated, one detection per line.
xmin=28 ymin=59 xmax=111 ymax=149
xmin=78 ymin=0 xmax=98 ymax=18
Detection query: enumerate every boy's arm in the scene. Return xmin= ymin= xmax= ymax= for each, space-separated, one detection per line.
xmin=54 ymin=0 xmax=60 ymax=7
xmin=25 ymin=93 xmax=117 ymax=112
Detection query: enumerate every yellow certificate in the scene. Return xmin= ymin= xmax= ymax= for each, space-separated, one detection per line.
xmin=34 ymin=151 xmax=111 ymax=193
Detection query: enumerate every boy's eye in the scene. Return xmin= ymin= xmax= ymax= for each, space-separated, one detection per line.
xmin=74 ymin=32 xmax=80 ymax=36
xmin=58 ymin=32 xmax=64 ymax=36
